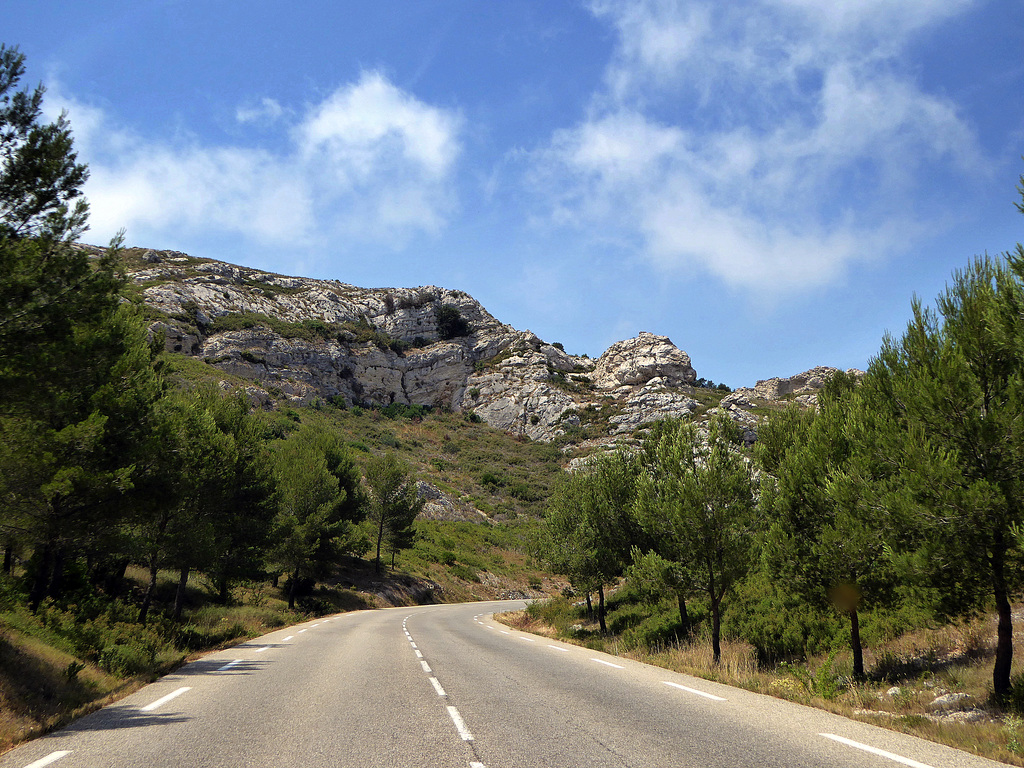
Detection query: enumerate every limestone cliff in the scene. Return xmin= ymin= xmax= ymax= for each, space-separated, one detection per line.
xmin=127 ymin=248 xmax=852 ymax=445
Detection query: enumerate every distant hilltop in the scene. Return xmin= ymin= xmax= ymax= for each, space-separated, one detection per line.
xmin=114 ymin=246 xmax=860 ymax=446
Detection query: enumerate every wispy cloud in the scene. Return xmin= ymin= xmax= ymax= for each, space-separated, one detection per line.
xmin=48 ymin=71 xmax=462 ymax=251
xmin=236 ymin=97 xmax=285 ymax=124
xmin=534 ymin=0 xmax=985 ymax=292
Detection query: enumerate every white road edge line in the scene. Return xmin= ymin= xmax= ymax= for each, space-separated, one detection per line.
xmin=447 ymin=706 xmax=474 ymax=741
xmin=217 ymin=659 xmax=243 ymax=671
xmin=429 ymin=677 xmax=447 ymax=697
xmin=662 ymin=681 xmax=726 ymax=701
xmin=22 ymin=751 xmax=71 ymax=768
xmin=591 ymin=658 xmax=624 ymax=669
xmin=548 ymin=645 xmax=569 ymax=652
xmin=141 ymin=686 xmax=191 ymax=711
xmin=820 ymin=734 xmax=935 ymax=768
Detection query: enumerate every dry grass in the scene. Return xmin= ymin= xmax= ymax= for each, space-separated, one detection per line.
xmin=497 ymin=606 xmax=1024 ymax=765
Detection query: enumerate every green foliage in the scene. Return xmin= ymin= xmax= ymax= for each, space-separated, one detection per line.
xmin=364 ymin=452 xmax=424 ymax=573
xmin=435 ymin=304 xmax=470 ymax=339
xmin=634 ymin=414 xmax=757 ymax=663
xmin=270 ymin=423 xmax=368 ymax=607
xmin=780 ymin=650 xmax=846 ymax=700
xmin=542 ymin=450 xmax=640 ymax=631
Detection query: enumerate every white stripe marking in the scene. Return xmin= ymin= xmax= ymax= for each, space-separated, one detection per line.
xmin=311 ymin=623 xmax=320 ymax=627
xmin=420 ymin=660 xmax=432 ymax=674
xmin=298 ymin=629 xmax=307 ymax=634
xmin=662 ymin=681 xmax=726 ymax=701
xmin=282 ymin=635 xmax=294 ymax=641
xmin=548 ymin=645 xmax=569 ymax=652
xmin=141 ymin=686 xmax=191 ymax=711
xmin=470 ymin=763 xmax=486 ymax=768
xmin=429 ymin=677 xmax=447 ymax=697
xmin=591 ymin=658 xmax=624 ymax=668
xmin=519 ymin=637 xmax=536 ymax=642
xmin=255 ymin=646 xmax=269 ymax=653
xmin=410 ymin=642 xmax=418 ymax=649
xmin=500 ymin=630 xmax=511 ymax=635
xmin=22 ymin=752 xmax=71 ymax=768
xmin=415 ymin=650 xmax=424 ymax=658
xmin=820 ymin=734 xmax=935 ymax=768
xmin=447 ymin=706 xmax=474 ymax=741
xmin=217 ymin=659 xmax=243 ymax=671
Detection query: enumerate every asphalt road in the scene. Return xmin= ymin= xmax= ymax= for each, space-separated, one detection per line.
xmin=0 ymin=600 xmax=1006 ymax=767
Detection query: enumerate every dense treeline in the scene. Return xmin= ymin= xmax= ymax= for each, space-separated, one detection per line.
xmin=0 ymin=45 xmax=421 ymax=624
xmin=541 ymin=176 xmax=1024 ymax=697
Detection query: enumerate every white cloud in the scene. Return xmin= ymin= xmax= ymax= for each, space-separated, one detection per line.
xmin=535 ymin=0 xmax=985 ymax=292
xmin=47 ymin=72 xmax=462 ymax=250
xmin=236 ymin=97 xmax=285 ymax=125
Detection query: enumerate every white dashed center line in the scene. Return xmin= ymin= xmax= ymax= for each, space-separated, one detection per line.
xmin=548 ymin=645 xmax=569 ymax=652
xmin=217 ymin=659 xmax=243 ymax=672
xmin=429 ymin=677 xmax=447 ymax=697
xmin=446 ymin=706 xmax=474 ymax=741
xmin=255 ymin=646 xmax=269 ymax=653
xmin=591 ymin=658 xmax=624 ymax=669
xmin=282 ymin=635 xmax=294 ymax=641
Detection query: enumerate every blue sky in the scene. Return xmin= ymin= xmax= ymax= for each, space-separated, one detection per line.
xmin=7 ymin=0 xmax=1023 ymax=387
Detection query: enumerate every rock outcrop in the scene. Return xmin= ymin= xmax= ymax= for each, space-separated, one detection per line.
xmin=128 ymin=248 xmax=851 ymax=445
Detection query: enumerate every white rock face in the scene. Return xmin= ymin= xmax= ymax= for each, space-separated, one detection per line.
xmin=132 ymin=249 xmax=856 ymax=445
xmin=592 ymin=332 xmax=696 ymax=390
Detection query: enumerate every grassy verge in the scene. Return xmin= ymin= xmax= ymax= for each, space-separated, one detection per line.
xmin=499 ymin=597 xmax=1024 ymax=766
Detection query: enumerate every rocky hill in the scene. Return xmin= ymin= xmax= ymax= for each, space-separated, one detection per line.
xmin=121 ymin=247 xmax=860 ymax=446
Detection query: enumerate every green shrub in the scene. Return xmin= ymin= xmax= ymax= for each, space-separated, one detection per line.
xmin=99 ymin=642 xmax=156 ymax=677
xmin=450 ymin=564 xmax=479 ymax=582
xmin=436 ymin=304 xmax=470 ymax=339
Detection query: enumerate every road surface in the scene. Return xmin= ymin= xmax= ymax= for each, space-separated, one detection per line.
xmin=0 ymin=600 xmax=1005 ymax=767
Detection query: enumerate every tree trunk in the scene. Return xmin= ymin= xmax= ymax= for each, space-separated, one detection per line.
xmin=597 ymin=584 xmax=607 ymax=633
xmin=106 ymin=557 xmax=130 ymax=597
xmin=28 ymin=542 xmax=53 ymax=612
xmin=850 ymin=608 xmax=865 ymax=682
xmin=711 ymin=598 xmax=722 ymax=664
xmin=677 ymin=591 xmax=690 ymax=637
xmin=288 ymin=568 xmax=299 ymax=610
xmin=139 ymin=559 xmax=159 ymax=625
xmin=3 ymin=542 xmax=12 ymax=574
xmin=375 ymin=514 xmax=386 ymax=575
xmin=585 ymin=592 xmax=593 ymax=619
xmin=218 ymin=572 xmax=230 ymax=605
xmin=172 ymin=565 xmax=190 ymax=622
xmin=992 ymin=545 xmax=1013 ymax=697
xmin=49 ymin=549 xmax=66 ymax=599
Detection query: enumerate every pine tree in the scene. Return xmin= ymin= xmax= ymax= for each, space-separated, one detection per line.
xmin=634 ymin=414 xmax=757 ymax=663
xmin=364 ymin=453 xmax=423 ymax=575
xmin=866 ymin=247 xmax=1024 ymax=696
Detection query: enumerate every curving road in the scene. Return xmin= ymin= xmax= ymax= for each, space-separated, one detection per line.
xmin=0 ymin=600 xmax=1004 ymax=767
